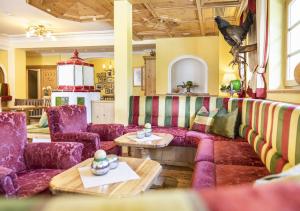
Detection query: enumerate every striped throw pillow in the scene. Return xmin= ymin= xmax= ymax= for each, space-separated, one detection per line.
xmin=191 ymin=107 xmax=218 ymax=133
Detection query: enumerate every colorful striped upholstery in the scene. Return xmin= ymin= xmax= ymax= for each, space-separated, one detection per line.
xmin=129 ymin=96 xmax=300 ymax=175
xmin=128 ymin=96 xmax=240 ymax=129
xmin=239 ymin=99 xmax=300 ymax=174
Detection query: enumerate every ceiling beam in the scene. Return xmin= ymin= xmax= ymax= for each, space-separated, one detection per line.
xmin=143 ymin=1 xmax=173 ymax=38
xmin=195 ymin=0 xmax=205 ymax=36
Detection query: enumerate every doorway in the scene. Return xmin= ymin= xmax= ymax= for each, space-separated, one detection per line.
xmin=0 ymin=67 xmax=5 ymax=83
xmin=27 ymin=69 xmax=40 ymax=99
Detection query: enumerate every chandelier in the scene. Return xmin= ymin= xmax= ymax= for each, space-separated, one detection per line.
xmin=25 ymin=25 xmax=56 ymax=40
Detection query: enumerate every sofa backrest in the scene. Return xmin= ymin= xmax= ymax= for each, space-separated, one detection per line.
xmin=128 ymin=96 xmax=242 ymax=128
xmin=47 ymin=105 xmax=88 ymax=135
xmin=0 ymin=112 xmax=27 ymax=172
xmin=129 ymin=96 xmax=300 ymax=174
xmin=239 ymin=99 xmax=300 ymax=174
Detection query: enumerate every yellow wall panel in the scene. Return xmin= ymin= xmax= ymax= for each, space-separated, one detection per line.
xmin=155 ymin=36 xmax=220 ymax=95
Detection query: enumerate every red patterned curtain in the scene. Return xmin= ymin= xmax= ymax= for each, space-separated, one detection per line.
xmin=247 ymin=0 xmax=269 ymax=99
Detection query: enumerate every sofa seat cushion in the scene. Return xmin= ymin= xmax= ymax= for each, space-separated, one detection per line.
xmin=100 ymin=141 xmax=121 ymax=155
xmin=216 ymin=164 xmax=269 ymax=186
xmin=214 ymin=141 xmax=264 ymax=166
xmin=192 ymin=161 xmax=215 ymax=190
xmin=16 ymin=169 xmax=63 ymax=198
xmin=212 ymin=135 xmax=245 ymax=142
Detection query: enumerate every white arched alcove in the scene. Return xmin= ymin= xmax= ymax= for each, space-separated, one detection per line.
xmin=168 ymin=55 xmax=208 ymax=94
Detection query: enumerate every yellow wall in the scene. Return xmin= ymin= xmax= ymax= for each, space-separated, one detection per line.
xmin=218 ymin=33 xmax=239 ymax=96
xmin=15 ymin=49 xmax=27 ymax=98
xmin=27 ymin=54 xmax=145 ymax=96
xmin=0 ymin=50 xmax=8 ymax=80
xmin=156 ymin=36 xmax=220 ymax=95
xmin=27 ymin=54 xmax=69 ymax=66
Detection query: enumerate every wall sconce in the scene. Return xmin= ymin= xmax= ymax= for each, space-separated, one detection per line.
xmin=102 ymin=60 xmax=114 ymax=71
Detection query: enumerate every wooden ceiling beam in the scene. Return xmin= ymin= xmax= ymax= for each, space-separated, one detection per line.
xmin=195 ymin=0 xmax=205 ymax=36
xmin=143 ymin=1 xmax=173 ymax=38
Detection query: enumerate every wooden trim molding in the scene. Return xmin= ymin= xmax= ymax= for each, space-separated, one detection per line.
xmin=27 ymin=65 xmax=57 ymax=70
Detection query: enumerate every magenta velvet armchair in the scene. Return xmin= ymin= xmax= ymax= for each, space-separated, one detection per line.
xmin=0 ymin=112 xmax=83 ymax=198
xmin=47 ymin=105 xmax=124 ymax=160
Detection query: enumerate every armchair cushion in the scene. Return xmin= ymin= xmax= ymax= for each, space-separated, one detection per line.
xmin=87 ymin=124 xmax=124 ymax=141
xmin=53 ymin=132 xmax=100 ymax=160
xmin=0 ymin=166 xmax=19 ymax=197
xmin=16 ymin=169 xmax=62 ymax=198
xmin=0 ymin=112 xmax=27 ymax=172
xmin=47 ymin=105 xmax=88 ymax=134
xmin=24 ymin=142 xmax=83 ymax=169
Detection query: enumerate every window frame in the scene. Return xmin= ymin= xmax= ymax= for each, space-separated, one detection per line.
xmin=285 ymin=0 xmax=300 ymax=87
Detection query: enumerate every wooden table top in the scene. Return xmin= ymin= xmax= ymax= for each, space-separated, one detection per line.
xmin=114 ymin=132 xmax=174 ymax=149
xmin=50 ymin=157 xmax=162 ymax=197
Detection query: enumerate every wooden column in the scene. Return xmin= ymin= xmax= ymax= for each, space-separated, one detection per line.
xmin=114 ymin=0 xmax=133 ymax=125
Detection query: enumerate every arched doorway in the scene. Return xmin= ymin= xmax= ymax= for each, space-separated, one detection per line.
xmin=168 ymin=55 xmax=208 ymax=94
xmin=0 ymin=66 xmax=5 ymax=83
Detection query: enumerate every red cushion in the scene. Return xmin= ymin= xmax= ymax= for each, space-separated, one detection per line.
xmin=16 ymin=169 xmax=62 ymax=198
xmin=194 ymin=139 xmax=214 ymax=162
xmin=214 ymin=141 xmax=264 ymax=166
xmin=201 ymin=183 xmax=300 ymax=211
xmin=192 ymin=161 xmax=216 ymax=190
xmin=216 ymin=164 xmax=269 ymax=186
xmin=100 ymin=141 xmax=121 ymax=155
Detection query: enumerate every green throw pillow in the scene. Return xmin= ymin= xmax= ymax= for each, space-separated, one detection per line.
xmin=38 ymin=112 xmax=48 ymax=128
xmin=211 ymin=108 xmax=239 ymax=139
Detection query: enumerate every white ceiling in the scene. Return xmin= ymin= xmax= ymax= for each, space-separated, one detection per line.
xmin=0 ymin=0 xmax=112 ymax=35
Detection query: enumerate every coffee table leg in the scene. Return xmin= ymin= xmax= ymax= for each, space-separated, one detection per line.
xmin=130 ymin=147 xmax=151 ymax=159
xmin=140 ymin=148 xmax=150 ymax=159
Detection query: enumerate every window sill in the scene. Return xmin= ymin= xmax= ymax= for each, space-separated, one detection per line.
xmin=267 ymin=89 xmax=300 ymax=94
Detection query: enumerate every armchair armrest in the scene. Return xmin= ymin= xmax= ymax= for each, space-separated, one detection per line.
xmin=53 ymin=132 xmax=100 ymax=160
xmin=0 ymin=166 xmax=18 ymax=197
xmin=87 ymin=124 xmax=124 ymax=141
xmin=24 ymin=142 xmax=83 ymax=170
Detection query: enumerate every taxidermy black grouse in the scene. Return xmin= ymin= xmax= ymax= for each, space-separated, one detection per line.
xmin=215 ymin=12 xmax=254 ymax=48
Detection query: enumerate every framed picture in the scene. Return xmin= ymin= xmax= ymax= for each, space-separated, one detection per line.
xmin=105 ymin=88 xmax=114 ymax=94
xmin=95 ymin=83 xmax=102 ymax=91
xmin=99 ymin=72 xmax=106 ymax=77
xmin=133 ymin=67 xmax=142 ymax=87
xmin=106 ymin=71 xmax=112 ymax=77
xmin=107 ymin=77 xmax=113 ymax=83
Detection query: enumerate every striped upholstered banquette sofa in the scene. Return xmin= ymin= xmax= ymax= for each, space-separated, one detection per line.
xmin=126 ymin=96 xmax=300 ymax=189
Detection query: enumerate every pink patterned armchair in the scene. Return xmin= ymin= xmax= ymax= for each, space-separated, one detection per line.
xmin=47 ymin=105 xmax=123 ymax=160
xmin=0 ymin=112 xmax=83 ymax=198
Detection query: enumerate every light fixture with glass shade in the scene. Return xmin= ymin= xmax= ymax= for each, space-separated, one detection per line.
xmin=25 ymin=24 xmax=56 ymax=41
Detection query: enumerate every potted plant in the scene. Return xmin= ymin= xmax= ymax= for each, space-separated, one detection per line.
xmin=177 ymin=81 xmax=198 ymax=93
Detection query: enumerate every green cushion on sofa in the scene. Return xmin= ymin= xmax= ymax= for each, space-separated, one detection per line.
xmin=211 ymin=108 xmax=239 ymax=139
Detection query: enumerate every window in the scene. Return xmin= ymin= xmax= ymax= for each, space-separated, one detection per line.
xmin=286 ymin=0 xmax=300 ymax=86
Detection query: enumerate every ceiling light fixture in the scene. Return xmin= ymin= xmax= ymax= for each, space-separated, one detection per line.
xmin=25 ymin=24 xmax=56 ymax=41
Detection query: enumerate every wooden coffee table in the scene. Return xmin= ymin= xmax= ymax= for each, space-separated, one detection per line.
xmin=50 ymin=157 xmax=162 ymax=197
xmin=114 ymin=132 xmax=174 ymax=159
